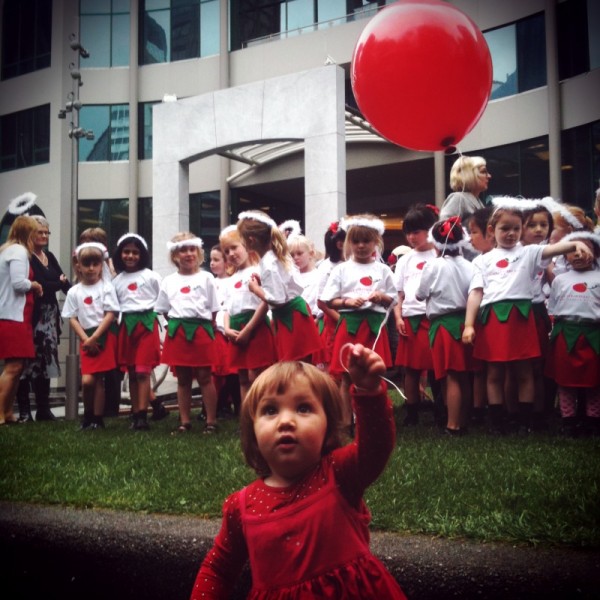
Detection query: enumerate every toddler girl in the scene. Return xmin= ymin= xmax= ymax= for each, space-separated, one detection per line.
xmin=462 ymin=199 xmax=594 ymax=434
xmin=416 ymin=217 xmax=474 ymax=435
xmin=156 ymin=233 xmax=219 ymax=434
xmin=62 ymin=243 xmax=120 ymax=430
xmin=112 ymin=233 xmax=162 ymax=430
xmin=237 ymin=210 xmax=322 ymax=361
xmin=190 ymin=344 xmax=406 ymax=599
xmin=545 ymin=232 xmax=600 ymax=436
xmin=220 ymin=225 xmax=277 ymax=402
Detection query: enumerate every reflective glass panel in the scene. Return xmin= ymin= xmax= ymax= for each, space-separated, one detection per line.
xmin=80 ymin=0 xmax=111 ymax=13
xmin=485 ymin=25 xmax=517 ymax=100
xmin=143 ymin=8 xmax=170 ymax=63
xmin=81 ymin=15 xmax=111 ymax=67
xmin=78 ymin=199 xmax=129 ymax=251
xmin=112 ymin=13 xmax=130 ymax=66
xmin=201 ymin=0 xmax=219 ymax=56
xmin=79 ymin=105 xmax=109 ymax=161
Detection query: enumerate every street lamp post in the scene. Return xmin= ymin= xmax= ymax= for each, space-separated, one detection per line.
xmin=58 ymin=35 xmax=93 ymax=420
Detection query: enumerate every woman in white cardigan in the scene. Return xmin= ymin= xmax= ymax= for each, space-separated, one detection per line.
xmin=0 ymin=216 xmax=43 ymax=424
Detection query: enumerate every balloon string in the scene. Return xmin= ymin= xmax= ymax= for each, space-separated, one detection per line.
xmin=338 ymin=303 xmax=406 ymax=400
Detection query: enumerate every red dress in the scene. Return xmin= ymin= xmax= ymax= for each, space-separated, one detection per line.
xmin=190 ymin=386 xmax=406 ymax=600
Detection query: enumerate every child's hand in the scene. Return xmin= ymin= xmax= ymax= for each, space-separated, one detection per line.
xmin=347 ymin=343 xmax=385 ymax=392
xmin=462 ymin=325 xmax=476 ymax=345
xmin=82 ymin=338 xmax=100 ymax=356
xmin=248 ymin=275 xmax=262 ymax=295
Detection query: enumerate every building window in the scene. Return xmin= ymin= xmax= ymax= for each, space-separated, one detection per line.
xmin=80 ymin=0 xmax=131 ymax=68
xmin=140 ymin=0 xmax=219 ymax=66
xmin=1 ymin=0 xmax=52 ymax=80
xmin=190 ymin=191 xmax=220 ymax=253
xmin=558 ymin=0 xmax=599 ymax=79
xmin=79 ymin=104 xmax=130 ymax=162
xmin=0 ymin=104 xmax=50 ymax=172
xmin=78 ymin=199 xmax=129 ymax=251
xmin=444 ymin=136 xmax=550 ymax=202
xmin=561 ymin=120 xmax=600 ymax=211
xmin=485 ymin=12 xmax=546 ymax=101
xmin=138 ymin=101 xmax=159 ymax=159
xmin=230 ymin=0 xmax=387 ymax=50
xmin=138 ymin=197 xmax=153 ymax=257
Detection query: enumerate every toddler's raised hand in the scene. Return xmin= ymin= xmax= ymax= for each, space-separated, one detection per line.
xmin=346 ymin=343 xmax=385 ymax=392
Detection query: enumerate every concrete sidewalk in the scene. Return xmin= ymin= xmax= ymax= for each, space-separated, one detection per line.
xmin=1 ymin=501 xmax=599 ymax=599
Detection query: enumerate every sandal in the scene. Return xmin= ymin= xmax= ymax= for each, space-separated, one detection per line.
xmin=203 ymin=423 xmax=218 ymax=435
xmin=172 ymin=423 xmax=192 ymax=435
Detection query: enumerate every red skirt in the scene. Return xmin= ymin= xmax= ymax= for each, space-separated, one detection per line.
xmin=213 ymin=331 xmax=233 ymax=376
xmin=229 ymin=320 xmax=277 ymax=370
xmin=431 ymin=326 xmax=474 ymax=379
xmin=80 ymin=330 xmax=117 ymax=375
xmin=161 ymin=324 xmax=216 ymax=368
xmin=474 ymin=307 xmax=540 ymax=362
xmin=545 ymin=333 xmax=600 ymax=387
xmin=533 ymin=302 xmax=551 ymax=359
xmin=272 ymin=302 xmax=323 ymax=362
xmin=329 ymin=317 xmax=392 ymax=376
xmin=117 ymin=320 xmax=161 ymax=369
xmin=312 ymin=314 xmax=337 ymax=366
xmin=395 ymin=316 xmax=433 ymax=370
xmin=0 ymin=293 xmax=35 ymax=360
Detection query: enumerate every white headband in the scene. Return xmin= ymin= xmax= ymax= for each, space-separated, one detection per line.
xmin=278 ymin=219 xmax=302 ymax=238
xmin=167 ymin=237 xmax=204 ymax=251
xmin=8 ymin=192 xmax=37 ymax=215
xmin=220 ymin=225 xmax=238 ymax=237
xmin=491 ymin=196 xmax=541 ymax=211
xmin=340 ymin=216 xmax=385 ymax=236
xmin=238 ymin=211 xmax=277 ymax=229
xmin=562 ymin=231 xmax=600 ymax=248
xmin=117 ymin=232 xmax=148 ymax=250
xmin=540 ymin=197 xmax=585 ymax=230
xmin=75 ymin=242 xmax=108 ymax=259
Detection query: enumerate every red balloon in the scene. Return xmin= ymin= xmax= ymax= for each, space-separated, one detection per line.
xmin=351 ymin=0 xmax=492 ymax=152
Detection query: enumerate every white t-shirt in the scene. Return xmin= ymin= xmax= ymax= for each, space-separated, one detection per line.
xmin=547 ymin=266 xmax=600 ymax=320
xmin=62 ymin=279 xmax=120 ymax=330
xmin=393 ymin=248 xmax=437 ymax=317
xmin=225 ymin=265 xmax=263 ymax=316
xmin=259 ymin=250 xmax=304 ymax=305
xmin=213 ymin=275 xmax=231 ymax=333
xmin=320 ymin=259 xmax=396 ymax=314
xmin=155 ymin=270 xmax=220 ymax=320
xmin=416 ymin=255 xmax=474 ymax=319
xmin=112 ymin=268 xmax=161 ymax=312
xmin=469 ymin=243 xmax=548 ymax=306
xmin=297 ymin=269 xmax=320 ymax=315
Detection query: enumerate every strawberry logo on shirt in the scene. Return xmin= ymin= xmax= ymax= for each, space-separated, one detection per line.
xmin=496 ymin=259 xmax=509 ymax=268
xmin=127 ymin=282 xmax=137 ymax=291
xmin=572 ymin=283 xmax=587 ymax=293
xmin=180 ymin=286 xmax=191 ymax=294
xmin=234 ymin=280 xmax=242 ymax=289
xmin=416 ymin=262 xmax=426 ymax=270
xmin=84 ymin=296 xmax=93 ymax=305
xmin=360 ymin=276 xmax=373 ymax=286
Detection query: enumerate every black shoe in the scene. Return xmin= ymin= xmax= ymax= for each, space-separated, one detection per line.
xmin=443 ymin=427 xmax=464 ymax=437
xmin=18 ymin=413 xmax=34 ymax=423
xmin=150 ymin=403 xmax=169 ymax=421
xmin=79 ymin=421 xmax=93 ymax=431
xmin=36 ymin=409 xmax=57 ymax=421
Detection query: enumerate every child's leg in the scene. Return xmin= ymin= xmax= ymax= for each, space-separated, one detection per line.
xmin=445 ymin=372 xmax=462 ymax=431
xmin=403 ymin=367 xmax=421 ymax=426
xmin=0 ymin=359 xmax=24 ymax=423
xmin=472 ymin=369 xmax=487 ymax=424
xmin=129 ymin=368 xmax=151 ymax=430
xmin=238 ymin=369 xmax=250 ymax=403
xmin=557 ymin=385 xmax=578 ymax=436
xmin=195 ymin=367 xmax=218 ymax=432
xmin=93 ymin=375 xmax=105 ymax=424
xmin=459 ymin=371 xmax=472 ymax=429
xmin=486 ymin=362 xmax=506 ymax=432
xmin=514 ymin=359 xmax=534 ymax=431
xmin=81 ymin=373 xmax=96 ymax=428
xmin=175 ymin=366 xmax=193 ymax=426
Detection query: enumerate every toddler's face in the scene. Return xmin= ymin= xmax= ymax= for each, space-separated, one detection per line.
xmin=253 ymin=375 xmax=327 ymax=487
xmin=290 ymin=245 xmax=313 ymax=272
xmin=467 ymin=222 xmax=493 ymax=253
xmin=522 ymin=212 xmax=550 ymax=245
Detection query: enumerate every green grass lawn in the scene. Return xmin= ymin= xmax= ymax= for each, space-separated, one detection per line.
xmin=1 ymin=398 xmax=599 ymax=549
